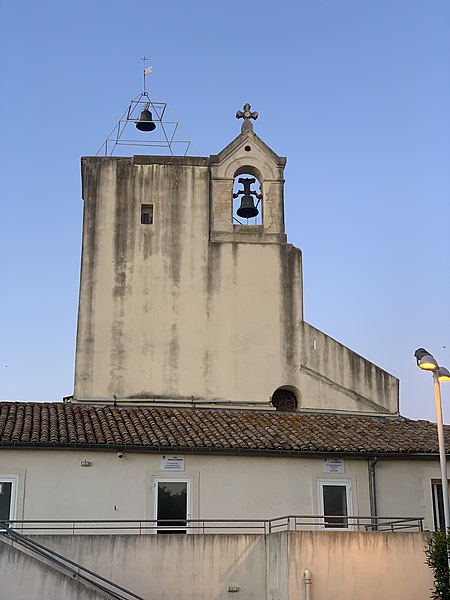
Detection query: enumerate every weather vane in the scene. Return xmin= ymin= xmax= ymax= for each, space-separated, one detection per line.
xmin=140 ymin=56 xmax=153 ymax=93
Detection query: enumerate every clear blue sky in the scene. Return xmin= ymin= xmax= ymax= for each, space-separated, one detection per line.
xmin=1 ymin=0 xmax=449 ymax=422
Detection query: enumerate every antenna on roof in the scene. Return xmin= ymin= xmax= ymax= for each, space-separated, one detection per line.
xmin=96 ymin=61 xmax=197 ymax=157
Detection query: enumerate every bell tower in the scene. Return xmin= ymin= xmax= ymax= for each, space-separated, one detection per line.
xmin=74 ymin=104 xmax=303 ymax=406
xmin=74 ymin=102 xmax=398 ymax=415
xmin=210 ymin=103 xmax=288 ymax=245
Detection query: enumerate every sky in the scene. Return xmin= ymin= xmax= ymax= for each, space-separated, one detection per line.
xmin=1 ymin=0 xmax=449 ymax=422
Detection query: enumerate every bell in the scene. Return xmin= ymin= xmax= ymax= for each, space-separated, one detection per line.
xmin=237 ymin=194 xmax=259 ymax=219
xmin=136 ymin=108 xmax=156 ymax=132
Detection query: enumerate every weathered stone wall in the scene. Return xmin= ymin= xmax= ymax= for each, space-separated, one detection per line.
xmin=74 ymin=151 xmax=398 ymax=414
xmin=0 ymin=538 xmax=108 ymax=600
xmin=287 ymin=530 xmax=432 ymax=600
xmin=75 ymin=155 xmax=304 ymax=406
xmin=13 ymin=531 xmax=431 ymax=600
xmin=299 ymin=322 xmax=399 ymax=413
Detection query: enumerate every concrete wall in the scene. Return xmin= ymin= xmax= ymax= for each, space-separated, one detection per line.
xmin=0 ymin=538 xmax=108 ymax=600
xmin=74 ymin=129 xmax=398 ymax=414
xmin=286 ymin=531 xmax=433 ymax=600
xmin=266 ymin=530 xmax=289 ymax=600
xmin=75 ymin=154 xmax=304 ymax=407
xmin=34 ymin=534 xmax=266 ymax=600
xmin=18 ymin=531 xmax=432 ymax=600
xmin=0 ymin=447 xmax=446 ymax=531
xmin=299 ymin=322 xmax=399 ymax=414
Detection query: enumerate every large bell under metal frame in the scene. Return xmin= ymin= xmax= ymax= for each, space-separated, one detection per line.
xmin=135 ymin=106 xmax=156 ymax=132
xmin=96 ymin=90 xmax=195 ymax=156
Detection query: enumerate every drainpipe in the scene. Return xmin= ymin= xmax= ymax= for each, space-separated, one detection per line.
xmin=303 ymin=569 xmax=312 ymax=600
xmin=368 ymin=457 xmax=379 ymax=531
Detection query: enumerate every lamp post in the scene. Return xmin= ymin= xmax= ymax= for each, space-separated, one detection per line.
xmin=414 ymin=348 xmax=450 ymax=534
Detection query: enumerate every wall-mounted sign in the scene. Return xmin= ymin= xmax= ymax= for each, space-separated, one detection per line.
xmin=323 ymin=458 xmax=345 ymax=473
xmin=161 ymin=455 xmax=185 ymax=472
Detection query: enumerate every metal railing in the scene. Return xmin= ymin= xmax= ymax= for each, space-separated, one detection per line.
xmin=268 ymin=515 xmax=424 ymax=532
xmin=2 ymin=514 xmax=424 ymax=535
xmin=0 ymin=522 xmax=148 ymax=600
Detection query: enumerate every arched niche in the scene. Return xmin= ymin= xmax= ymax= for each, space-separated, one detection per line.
xmin=222 ymin=156 xmax=278 ymax=182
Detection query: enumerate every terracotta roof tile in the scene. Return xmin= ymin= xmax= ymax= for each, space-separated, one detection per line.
xmin=0 ymin=402 xmax=449 ymax=457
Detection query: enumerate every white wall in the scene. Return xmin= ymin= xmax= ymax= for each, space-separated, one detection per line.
xmin=0 ymin=447 xmax=445 ymax=531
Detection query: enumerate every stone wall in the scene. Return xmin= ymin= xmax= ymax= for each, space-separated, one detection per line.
xmin=74 ymin=154 xmax=398 ymax=414
xmin=15 ymin=530 xmax=432 ymax=600
xmin=0 ymin=538 xmax=108 ymax=600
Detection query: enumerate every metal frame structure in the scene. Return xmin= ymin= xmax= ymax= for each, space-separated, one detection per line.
xmin=96 ymin=90 xmax=196 ymax=157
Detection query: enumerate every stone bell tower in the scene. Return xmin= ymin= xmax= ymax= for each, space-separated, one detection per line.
xmin=74 ymin=104 xmax=398 ymax=415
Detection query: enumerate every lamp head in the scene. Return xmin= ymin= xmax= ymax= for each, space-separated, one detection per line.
xmin=437 ymin=366 xmax=450 ymax=382
xmin=414 ymin=348 xmax=438 ymax=371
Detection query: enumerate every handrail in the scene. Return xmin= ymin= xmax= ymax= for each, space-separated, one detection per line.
xmin=0 ymin=522 xmax=148 ymax=600
xmin=2 ymin=514 xmax=425 ymax=534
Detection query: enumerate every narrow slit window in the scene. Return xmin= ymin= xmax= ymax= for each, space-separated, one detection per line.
xmin=141 ymin=204 xmax=154 ymax=225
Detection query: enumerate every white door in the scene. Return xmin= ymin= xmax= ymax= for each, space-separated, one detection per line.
xmin=318 ymin=479 xmax=353 ymax=529
xmin=154 ymin=478 xmax=191 ymax=533
xmin=0 ymin=477 xmax=18 ymax=525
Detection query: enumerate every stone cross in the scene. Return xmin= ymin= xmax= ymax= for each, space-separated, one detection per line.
xmin=236 ymin=103 xmax=258 ymax=132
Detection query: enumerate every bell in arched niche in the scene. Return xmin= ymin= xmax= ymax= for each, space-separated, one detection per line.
xmin=232 ymin=175 xmax=262 ymax=224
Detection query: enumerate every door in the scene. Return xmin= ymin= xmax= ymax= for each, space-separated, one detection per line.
xmin=154 ymin=479 xmax=190 ymax=533
xmin=318 ymin=479 xmax=353 ymax=529
xmin=0 ymin=477 xmax=17 ymax=526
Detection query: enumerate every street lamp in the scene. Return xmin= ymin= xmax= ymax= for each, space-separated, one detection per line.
xmin=414 ymin=348 xmax=450 ymax=533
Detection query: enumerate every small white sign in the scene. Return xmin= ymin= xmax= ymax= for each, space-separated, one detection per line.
xmin=323 ymin=458 xmax=345 ymax=473
xmin=161 ymin=455 xmax=185 ymax=472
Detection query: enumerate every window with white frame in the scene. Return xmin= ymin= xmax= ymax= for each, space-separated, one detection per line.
xmin=318 ymin=479 xmax=353 ymax=529
xmin=154 ymin=478 xmax=191 ymax=534
xmin=431 ymin=481 xmax=449 ymax=531
xmin=0 ymin=476 xmax=18 ymax=524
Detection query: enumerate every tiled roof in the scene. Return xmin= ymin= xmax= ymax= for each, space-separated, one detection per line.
xmin=0 ymin=402 xmax=448 ymax=456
